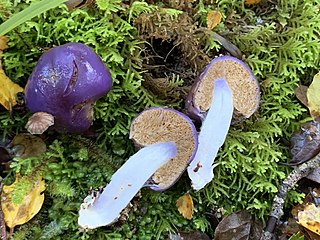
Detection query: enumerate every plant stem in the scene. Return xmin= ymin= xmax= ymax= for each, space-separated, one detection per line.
xmin=262 ymin=152 xmax=320 ymax=240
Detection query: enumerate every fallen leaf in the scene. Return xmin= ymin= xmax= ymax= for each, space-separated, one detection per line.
xmin=207 ymin=10 xmax=222 ymax=30
xmin=0 ymin=69 xmax=24 ymax=111
xmin=244 ymin=0 xmax=262 ymax=5
xmin=0 ymin=35 xmax=23 ymax=111
xmin=211 ymin=32 xmax=243 ymax=59
xmin=214 ymin=210 xmax=263 ymax=240
xmin=64 ymin=0 xmax=95 ymax=11
xmin=0 ymin=36 xmax=8 ymax=52
xmin=297 ymin=203 xmax=320 ymax=236
xmin=288 ymin=121 xmax=320 ymax=183
xmin=306 ymin=168 xmax=320 ymax=184
xmin=168 ymin=231 xmax=211 ymax=240
xmin=307 ymin=72 xmax=320 ymax=120
xmin=276 ymin=217 xmax=302 ymax=239
xmin=1 ymin=175 xmax=45 ymax=230
xmin=288 ymin=189 xmax=320 ymax=239
xmin=176 ymin=193 xmax=193 ymax=220
xmin=295 ymin=85 xmax=308 ymax=107
xmin=289 ymin=121 xmax=320 ymax=165
xmin=0 ymin=147 xmax=11 ymax=175
xmin=12 ymin=133 xmax=46 ymax=158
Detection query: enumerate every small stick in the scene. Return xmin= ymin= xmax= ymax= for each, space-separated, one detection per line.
xmin=0 ymin=177 xmax=7 ymax=240
xmin=262 ymin=152 xmax=320 ymax=240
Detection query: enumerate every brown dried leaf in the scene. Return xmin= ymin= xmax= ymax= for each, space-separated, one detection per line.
xmin=176 ymin=193 xmax=193 ymax=220
xmin=289 ymin=121 xmax=320 ymax=165
xmin=211 ymin=33 xmax=243 ymax=59
xmin=168 ymin=231 xmax=211 ymax=240
xmin=0 ymin=36 xmax=8 ymax=52
xmin=295 ymin=85 xmax=309 ymax=107
xmin=64 ymin=0 xmax=95 ymax=11
xmin=245 ymin=0 xmax=262 ymax=5
xmin=12 ymin=133 xmax=46 ymax=158
xmin=305 ymin=168 xmax=320 ymax=184
xmin=288 ymin=121 xmax=320 ymax=183
xmin=207 ymin=10 xmax=222 ymax=30
xmin=214 ymin=210 xmax=263 ymax=240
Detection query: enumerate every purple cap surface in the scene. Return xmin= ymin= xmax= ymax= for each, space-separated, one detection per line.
xmin=25 ymin=42 xmax=112 ymax=133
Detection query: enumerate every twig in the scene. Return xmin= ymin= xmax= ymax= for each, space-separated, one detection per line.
xmin=0 ymin=177 xmax=7 ymax=240
xmin=262 ymin=152 xmax=320 ymax=240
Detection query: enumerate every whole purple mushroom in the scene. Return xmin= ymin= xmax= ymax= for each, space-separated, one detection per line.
xmin=25 ymin=42 xmax=112 ymax=133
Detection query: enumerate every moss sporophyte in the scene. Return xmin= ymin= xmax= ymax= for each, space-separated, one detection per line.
xmin=1 ymin=0 xmax=320 ymax=239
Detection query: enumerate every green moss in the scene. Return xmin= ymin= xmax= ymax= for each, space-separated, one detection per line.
xmin=0 ymin=0 xmax=319 ymax=238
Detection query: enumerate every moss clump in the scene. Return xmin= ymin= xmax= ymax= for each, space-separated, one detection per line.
xmin=0 ymin=0 xmax=320 ymax=238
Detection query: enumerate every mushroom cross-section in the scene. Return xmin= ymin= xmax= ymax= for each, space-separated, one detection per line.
xmin=186 ymin=56 xmax=260 ymax=190
xmin=25 ymin=42 xmax=113 ymax=133
xmin=186 ymin=56 xmax=260 ymax=122
xmin=129 ymin=107 xmax=198 ymax=191
xmin=78 ymin=142 xmax=177 ymax=229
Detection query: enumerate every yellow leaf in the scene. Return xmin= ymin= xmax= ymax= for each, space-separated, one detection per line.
xmin=207 ymin=10 xmax=222 ymax=30
xmin=1 ymin=176 xmax=45 ymax=230
xmin=244 ymin=0 xmax=261 ymax=5
xmin=0 ymin=36 xmax=8 ymax=52
xmin=0 ymin=36 xmax=9 ymax=69
xmin=0 ymin=35 xmax=23 ymax=111
xmin=0 ymin=68 xmax=23 ymax=111
xmin=307 ymin=72 xmax=320 ymax=120
xmin=176 ymin=193 xmax=194 ymax=220
xmin=297 ymin=203 xmax=320 ymax=236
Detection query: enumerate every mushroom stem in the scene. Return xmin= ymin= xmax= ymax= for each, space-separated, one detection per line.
xmin=78 ymin=141 xmax=177 ymax=229
xmin=187 ymin=78 xmax=233 ymax=190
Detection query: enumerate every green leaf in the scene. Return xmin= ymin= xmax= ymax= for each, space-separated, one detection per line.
xmin=288 ymin=232 xmax=304 ymax=240
xmin=307 ymin=72 xmax=320 ymax=119
xmin=0 ymin=0 xmax=66 ymax=36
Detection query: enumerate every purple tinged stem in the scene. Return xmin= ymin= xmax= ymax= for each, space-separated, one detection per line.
xmin=187 ymin=78 xmax=233 ymax=190
xmin=78 ymin=142 xmax=177 ymax=229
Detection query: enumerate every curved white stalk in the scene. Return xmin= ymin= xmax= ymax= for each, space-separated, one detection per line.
xmin=78 ymin=141 xmax=177 ymax=229
xmin=187 ymin=78 xmax=233 ymax=190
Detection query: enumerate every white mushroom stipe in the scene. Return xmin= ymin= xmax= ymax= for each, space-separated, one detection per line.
xmin=187 ymin=78 xmax=233 ymax=190
xmin=78 ymin=141 xmax=177 ymax=229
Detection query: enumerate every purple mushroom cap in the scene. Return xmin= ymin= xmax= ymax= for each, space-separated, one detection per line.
xmin=129 ymin=107 xmax=198 ymax=191
xmin=25 ymin=42 xmax=112 ymax=133
xmin=186 ymin=56 xmax=260 ymax=122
